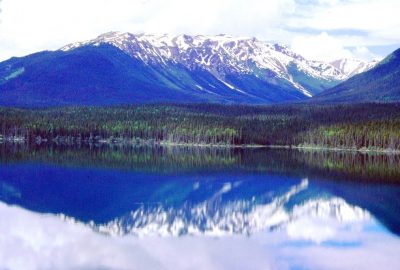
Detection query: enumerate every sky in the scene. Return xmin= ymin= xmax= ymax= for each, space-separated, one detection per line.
xmin=0 ymin=0 xmax=399 ymax=62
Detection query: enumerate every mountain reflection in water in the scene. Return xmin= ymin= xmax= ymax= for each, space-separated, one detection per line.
xmin=0 ymin=145 xmax=400 ymax=270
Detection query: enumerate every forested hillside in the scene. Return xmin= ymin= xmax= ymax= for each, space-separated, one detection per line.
xmin=314 ymin=48 xmax=400 ymax=103
xmin=1 ymin=103 xmax=400 ymax=151
xmin=0 ymin=32 xmax=358 ymax=107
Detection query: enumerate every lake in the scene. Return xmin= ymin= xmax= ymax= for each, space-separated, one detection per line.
xmin=1 ymin=144 xmax=400 ymax=270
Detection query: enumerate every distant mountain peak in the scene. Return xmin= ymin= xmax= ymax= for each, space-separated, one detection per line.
xmin=0 ymin=31 xmax=386 ymax=107
xmin=62 ymin=32 xmax=367 ymax=97
xmin=315 ymin=48 xmax=400 ymax=103
xmin=330 ymin=58 xmax=378 ymax=79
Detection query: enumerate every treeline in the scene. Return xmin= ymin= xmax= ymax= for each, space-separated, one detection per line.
xmin=2 ymin=144 xmax=400 ymax=182
xmin=1 ymin=103 xmax=400 ymax=150
xmin=298 ymin=120 xmax=400 ymax=150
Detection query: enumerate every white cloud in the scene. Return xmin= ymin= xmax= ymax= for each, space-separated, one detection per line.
xmin=0 ymin=203 xmax=278 ymax=270
xmin=0 ymin=0 xmax=295 ymax=60
xmin=290 ymin=32 xmax=383 ymax=61
xmin=291 ymin=32 xmax=353 ymax=61
xmin=287 ymin=216 xmax=337 ymax=243
xmin=289 ymin=0 xmax=400 ymax=45
xmin=1 ymin=202 xmax=400 ymax=270
xmin=0 ymin=0 xmax=399 ymax=61
xmin=292 ymin=0 xmax=400 ymax=34
xmin=352 ymin=46 xmax=381 ymax=61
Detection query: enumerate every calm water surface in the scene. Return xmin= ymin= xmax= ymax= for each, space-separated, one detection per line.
xmin=1 ymin=145 xmax=400 ymax=270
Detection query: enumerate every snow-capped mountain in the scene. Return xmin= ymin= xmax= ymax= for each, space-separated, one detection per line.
xmin=59 ymin=179 xmax=369 ymax=238
xmin=62 ymin=31 xmax=349 ymax=98
xmin=316 ymin=49 xmax=400 ymax=102
xmin=330 ymin=58 xmax=379 ymax=79
xmin=0 ymin=31 xmax=381 ymax=107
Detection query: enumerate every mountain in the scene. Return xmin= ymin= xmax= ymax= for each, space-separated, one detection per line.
xmin=93 ymin=181 xmax=369 ymax=237
xmin=0 ymin=45 xmax=227 ymax=106
xmin=330 ymin=58 xmax=378 ymax=78
xmin=314 ymin=48 xmax=400 ymax=103
xmin=0 ymin=31 xmax=375 ymax=107
xmin=62 ymin=32 xmax=350 ymax=95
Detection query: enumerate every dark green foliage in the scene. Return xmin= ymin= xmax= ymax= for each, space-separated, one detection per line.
xmin=298 ymin=120 xmax=400 ymax=150
xmin=1 ymin=103 xmax=400 ymax=150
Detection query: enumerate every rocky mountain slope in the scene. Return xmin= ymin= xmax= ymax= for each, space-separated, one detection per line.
xmin=0 ymin=32 xmax=378 ymax=106
xmin=315 ymin=48 xmax=400 ymax=103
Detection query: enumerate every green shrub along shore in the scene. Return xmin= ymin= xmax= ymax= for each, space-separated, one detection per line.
xmin=1 ymin=103 xmax=400 ymax=152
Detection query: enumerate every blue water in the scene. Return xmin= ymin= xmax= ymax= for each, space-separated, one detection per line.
xmin=1 ymin=146 xmax=400 ymax=269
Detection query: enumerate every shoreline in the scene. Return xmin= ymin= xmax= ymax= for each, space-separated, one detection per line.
xmin=157 ymin=141 xmax=268 ymax=149
xmin=267 ymin=144 xmax=400 ymax=155
xmin=1 ymin=138 xmax=400 ymax=154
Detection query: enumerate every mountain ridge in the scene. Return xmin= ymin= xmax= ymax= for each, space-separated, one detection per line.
xmin=0 ymin=31 xmax=379 ymax=107
xmin=330 ymin=58 xmax=378 ymax=79
xmin=62 ymin=32 xmax=372 ymax=95
xmin=314 ymin=48 xmax=400 ymax=103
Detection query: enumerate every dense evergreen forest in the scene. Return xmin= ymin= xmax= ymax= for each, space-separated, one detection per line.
xmin=1 ymin=103 xmax=400 ymax=151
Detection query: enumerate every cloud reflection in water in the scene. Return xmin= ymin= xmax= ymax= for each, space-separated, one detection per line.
xmin=1 ymin=195 xmax=399 ymax=270
xmin=1 ymin=147 xmax=400 ymax=270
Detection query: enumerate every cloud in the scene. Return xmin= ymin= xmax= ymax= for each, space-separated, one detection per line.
xmin=286 ymin=216 xmax=337 ymax=243
xmin=125 ymin=0 xmax=296 ymax=36
xmin=289 ymin=0 xmax=400 ymax=45
xmin=291 ymin=32 xmax=353 ymax=61
xmin=352 ymin=46 xmax=381 ymax=61
xmin=0 ymin=0 xmax=398 ymax=61
xmin=292 ymin=0 xmax=400 ymax=33
xmin=1 ymin=202 xmax=400 ymax=270
xmin=0 ymin=203 xmax=278 ymax=270
xmin=290 ymin=32 xmax=384 ymax=61
xmin=0 ymin=0 xmax=296 ymax=60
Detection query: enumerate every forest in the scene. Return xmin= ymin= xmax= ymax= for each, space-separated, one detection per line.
xmin=1 ymin=103 xmax=400 ymax=151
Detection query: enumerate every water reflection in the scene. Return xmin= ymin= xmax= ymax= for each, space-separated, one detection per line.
xmin=1 ymin=145 xmax=400 ymax=269
xmin=1 ymin=201 xmax=398 ymax=270
xmin=93 ymin=179 xmax=371 ymax=238
xmin=2 ymin=144 xmax=400 ymax=181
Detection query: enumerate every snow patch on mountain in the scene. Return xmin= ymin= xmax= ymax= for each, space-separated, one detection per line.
xmin=61 ymin=32 xmax=378 ymax=97
xmin=330 ymin=58 xmax=379 ymax=79
xmin=70 ymin=178 xmax=370 ymax=237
